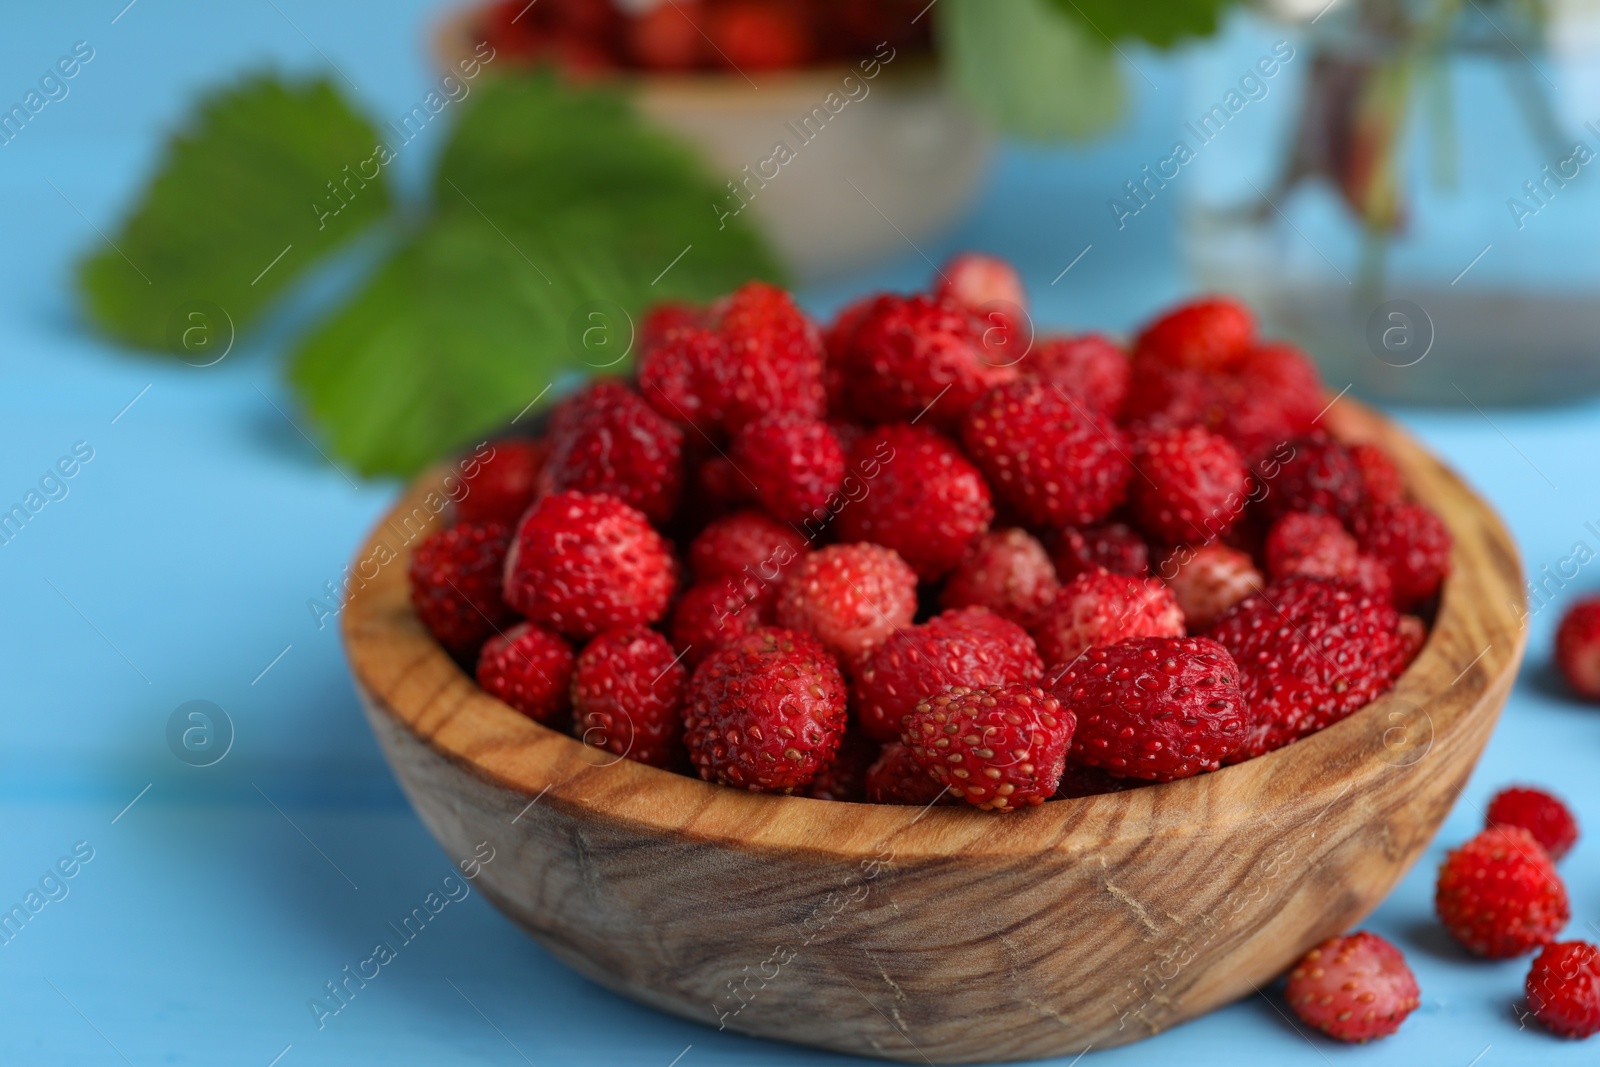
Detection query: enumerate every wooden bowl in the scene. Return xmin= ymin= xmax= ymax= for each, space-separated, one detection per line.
xmin=431 ymin=4 xmax=992 ymax=281
xmin=342 ymin=399 xmax=1524 ymax=1064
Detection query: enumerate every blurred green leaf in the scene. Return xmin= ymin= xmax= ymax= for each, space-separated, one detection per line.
xmin=1046 ymin=0 xmax=1238 ymax=49
xmin=79 ymin=74 xmax=390 ymax=351
xmin=941 ymin=0 xmax=1126 ymax=141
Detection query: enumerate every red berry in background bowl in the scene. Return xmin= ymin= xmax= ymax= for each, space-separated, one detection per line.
xmin=1030 ymin=570 xmax=1184 ymax=667
xmin=1356 ymin=501 xmax=1452 ymax=611
xmin=706 ymin=0 xmax=815 ymax=71
xmin=1555 ymin=597 xmax=1600 ymax=700
xmin=1128 ymin=425 xmax=1249 ymax=546
xmin=539 ymin=379 xmax=685 ymax=525
xmin=775 ymin=543 xmax=918 ymax=663
xmin=455 ymin=438 xmax=542 ymax=526
xmin=571 ymin=626 xmax=687 ymax=769
xmin=1024 ymin=334 xmax=1130 ymax=419
xmin=669 ymin=579 xmax=772 ymax=670
xmin=939 ymin=527 xmax=1060 ymax=630
xmin=1526 ymin=940 xmax=1600 ymax=1039
xmin=476 ymin=622 xmax=576 ymax=727
xmin=687 ymin=509 xmax=806 ymax=587
xmin=1052 ymin=522 xmax=1151 ymax=581
xmin=901 ymin=683 xmax=1073 ymax=811
xmin=1254 ymin=432 xmax=1367 ymax=525
xmin=1133 ymin=295 xmax=1256 ymax=372
xmin=1284 ymin=932 xmax=1420 ymax=1042
xmin=865 ymin=740 xmax=955 ymax=807
xmin=730 ymin=414 xmax=845 ymax=525
xmin=1487 ymin=786 xmax=1579 ymax=861
xmin=1050 ymin=636 xmax=1247 ymax=783
xmin=1435 ymin=826 xmax=1569 ymax=958
xmin=1158 ymin=542 xmax=1262 ymax=630
xmin=503 ymin=490 xmax=677 ymax=640
xmin=408 ymin=520 xmax=517 ymax=660
xmin=683 ymin=627 xmax=847 ymax=793
xmin=935 ymin=251 xmax=1027 ymax=321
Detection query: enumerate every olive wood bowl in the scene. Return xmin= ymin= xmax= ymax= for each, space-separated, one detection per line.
xmin=342 ymin=398 xmax=1525 ymax=1063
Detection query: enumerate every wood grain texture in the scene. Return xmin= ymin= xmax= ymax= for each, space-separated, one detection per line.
xmin=342 ymin=399 xmax=1525 ymax=1064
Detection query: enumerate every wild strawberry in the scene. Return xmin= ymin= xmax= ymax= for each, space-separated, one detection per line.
xmin=627 ymin=1 xmax=704 ymax=69
xmin=1436 ymin=826 xmax=1569 ymax=958
xmin=475 ymin=622 xmax=576 ymax=726
xmin=1398 ymin=613 xmax=1427 ymax=667
xmin=1025 ymin=334 xmax=1131 ymax=418
xmin=1557 ymin=598 xmax=1600 ymax=700
xmin=504 ymin=491 xmax=677 ymax=640
xmin=641 ymin=303 xmax=705 ymax=350
xmin=692 ymin=454 xmax=752 ymax=517
xmin=571 ymin=627 xmax=687 ymax=768
xmin=1159 ymin=543 xmax=1263 ymax=630
xmin=1356 ymin=502 xmax=1452 ymax=610
xmin=901 ymin=683 xmax=1073 ymax=811
xmin=1051 ymin=636 xmax=1247 ymax=781
xmin=1526 ymin=940 xmax=1600 ymax=1038
xmin=839 ymin=293 xmax=1018 ymax=426
xmin=775 ymin=543 xmax=918 ymax=663
xmin=806 ymin=729 xmax=876 ymax=802
xmin=854 ymin=607 xmax=1044 ymax=742
xmin=1133 ymin=296 xmax=1255 ymax=371
xmin=1211 ymin=577 xmax=1407 ymax=760
xmin=539 ymin=380 xmax=684 ymax=525
xmin=865 ymin=741 xmax=952 ymax=806
xmin=409 ymin=521 xmax=517 ymax=659
xmin=1212 ymin=342 xmax=1325 ymax=462
xmin=730 ymin=414 xmax=845 ymax=524
xmin=1352 ymin=442 xmax=1405 ymax=506
xmin=687 ymin=509 xmax=807 ymax=586
xmin=940 ymin=528 xmax=1060 ymax=630
xmin=669 ymin=579 xmax=771 ymax=669
xmin=835 ymin=424 xmax=994 ymax=581
xmin=1053 ymin=523 xmax=1151 ymax=581
xmin=713 ymin=281 xmax=826 ymax=429
xmin=706 ymin=0 xmax=814 ymax=71
xmin=1266 ymin=512 xmax=1393 ymax=601
xmin=639 ymin=324 xmax=726 ymax=433
xmin=1031 ymin=570 xmax=1184 ymax=667
xmin=1285 ymin=932 xmax=1420 ymax=1042
xmin=456 ymin=438 xmax=543 ymax=525
xmin=1255 ymin=433 xmax=1366 ymax=525
xmin=683 ymin=628 xmax=847 ymax=792
xmin=961 ymin=379 xmax=1132 ymax=528
xmin=935 ymin=252 xmax=1026 ymax=319
xmin=1488 ymin=787 xmax=1579 ymax=861
xmin=1129 ymin=425 xmax=1249 ymax=545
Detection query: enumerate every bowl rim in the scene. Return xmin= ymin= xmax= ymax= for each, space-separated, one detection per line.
xmin=342 ymin=396 xmax=1527 ymax=865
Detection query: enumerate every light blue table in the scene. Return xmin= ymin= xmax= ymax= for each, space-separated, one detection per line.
xmin=2 ymin=3 xmax=1597 ymax=1064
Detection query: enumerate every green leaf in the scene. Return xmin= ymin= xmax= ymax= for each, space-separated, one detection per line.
xmin=290 ymin=75 xmax=782 ymax=477
xmin=79 ymin=74 xmax=391 ymax=352
xmin=1045 ymin=0 xmax=1237 ymax=49
xmin=940 ymin=0 xmax=1127 ymax=141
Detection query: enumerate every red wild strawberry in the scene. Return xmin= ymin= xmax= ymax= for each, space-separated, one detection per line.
xmin=706 ymin=0 xmax=814 ymax=71
xmin=456 ymin=438 xmax=542 ymax=525
xmin=408 ymin=521 xmax=517 ymax=659
xmin=730 ymin=414 xmax=845 ymax=525
xmin=1209 ymin=577 xmax=1406 ymax=761
xmin=853 ymin=607 xmax=1044 ymax=742
xmin=962 ymin=379 xmax=1132 ymax=528
xmin=1212 ymin=342 xmax=1325 ymax=461
xmin=669 ymin=579 xmax=772 ymax=669
xmin=775 ymin=543 xmax=918 ymax=663
xmin=627 ymin=1 xmax=704 ymax=69
xmin=539 ymin=380 xmax=684 ymax=525
xmin=806 ymin=729 xmax=877 ymax=802
xmin=1352 ymin=442 xmax=1405 ymax=506
xmin=1285 ymin=932 xmax=1420 ymax=1042
xmin=901 ymin=683 xmax=1074 ymax=811
xmin=1255 ymin=433 xmax=1366 ymax=525
xmin=1526 ymin=940 xmax=1600 ymax=1038
xmin=1129 ymin=425 xmax=1249 ymax=545
xmin=934 ymin=252 xmax=1026 ymax=319
xmin=1266 ymin=512 xmax=1393 ymax=601
xmin=691 ymin=455 xmax=751 ymax=518
xmin=1025 ymin=334 xmax=1131 ymax=418
xmin=571 ymin=627 xmax=687 ymax=769
xmin=1487 ymin=786 xmax=1579 ymax=861
xmin=1435 ymin=826 xmax=1569 ymax=958
xmin=838 ymin=293 xmax=1018 ymax=426
xmin=1158 ymin=543 xmax=1263 ymax=630
xmin=1031 ymin=570 xmax=1184 ymax=668
xmin=475 ymin=622 xmax=576 ymax=726
xmin=836 ymin=424 xmax=994 ymax=581
xmin=865 ymin=740 xmax=953 ymax=806
xmin=1556 ymin=597 xmax=1600 ymax=700
xmin=687 ymin=509 xmax=807 ymax=586
xmin=683 ymin=628 xmax=847 ymax=792
xmin=1050 ymin=636 xmax=1247 ymax=781
xmin=940 ymin=528 xmax=1060 ymax=630
xmin=639 ymin=325 xmax=727 ymax=433
xmin=713 ymin=281 xmax=826 ymax=429
xmin=640 ymin=303 xmax=704 ymax=350
xmin=1133 ymin=296 xmax=1255 ymax=371
xmin=504 ymin=491 xmax=677 ymax=640
xmin=1053 ymin=523 xmax=1151 ymax=581
xmin=1357 ymin=501 xmax=1452 ymax=610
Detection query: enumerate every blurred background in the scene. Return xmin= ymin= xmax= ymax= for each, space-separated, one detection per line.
xmin=2 ymin=1 xmax=1599 ymax=1064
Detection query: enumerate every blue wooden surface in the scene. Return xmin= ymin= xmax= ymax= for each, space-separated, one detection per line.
xmin=2 ymin=2 xmax=1599 ymax=1064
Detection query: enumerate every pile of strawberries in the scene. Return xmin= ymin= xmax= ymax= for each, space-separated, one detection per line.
xmin=1284 ymin=785 xmax=1597 ymax=1043
xmin=477 ymin=0 xmax=930 ymax=75
xmin=406 ymin=252 xmax=1454 ymax=815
